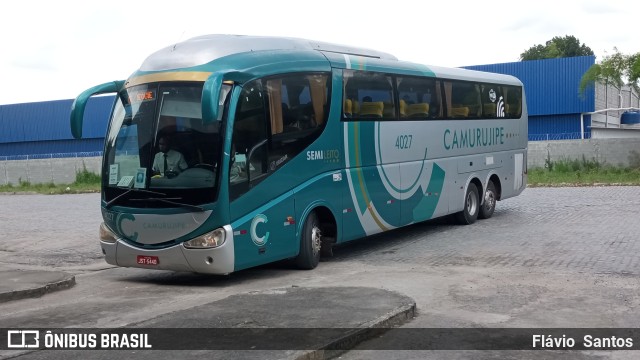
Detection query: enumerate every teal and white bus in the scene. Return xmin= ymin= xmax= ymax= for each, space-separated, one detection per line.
xmin=70 ymin=35 xmax=527 ymax=274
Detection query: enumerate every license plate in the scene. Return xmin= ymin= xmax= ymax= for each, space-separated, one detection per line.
xmin=137 ymin=255 xmax=159 ymax=265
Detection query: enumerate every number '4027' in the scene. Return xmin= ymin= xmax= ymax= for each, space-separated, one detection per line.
xmin=395 ymin=135 xmax=412 ymax=149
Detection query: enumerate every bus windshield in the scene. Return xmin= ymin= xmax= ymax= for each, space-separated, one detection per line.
xmin=102 ymin=83 xmax=230 ymax=207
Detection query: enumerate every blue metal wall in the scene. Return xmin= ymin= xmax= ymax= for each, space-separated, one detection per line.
xmin=529 ymin=114 xmax=591 ymax=140
xmin=464 ymin=56 xmax=596 ymax=116
xmin=0 ymin=96 xmax=113 ymax=156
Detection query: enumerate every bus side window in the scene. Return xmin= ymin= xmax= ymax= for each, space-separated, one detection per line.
xmin=397 ymin=76 xmax=441 ymax=119
xmin=267 ymin=73 xmax=329 ymax=171
xmin=344 ymin=70 xmax=394 ymax=120
xmin=505 ymin=86 xmax=522 ymax=118
xmin=445 ymin=81 xmax=477 ymax=118
xmin=481 ymin=84 xmax=499 ymax=118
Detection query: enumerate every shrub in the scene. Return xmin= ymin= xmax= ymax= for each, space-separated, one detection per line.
xmin=74 ymin=162 xmax=100 ymax=185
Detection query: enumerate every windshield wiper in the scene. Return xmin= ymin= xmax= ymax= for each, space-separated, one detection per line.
xmin=129 ymin=197 xmax=206 ymax=212
xmin=105 ymin=188 xmax=167 ymax=208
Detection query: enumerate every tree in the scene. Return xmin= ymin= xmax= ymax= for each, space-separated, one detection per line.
xmin=579 ymin=48 xmax=640 ymax=96
xmin=629 ymin=53 xmax=640 ymax=89
xmin=520 ymin=35 xmax=594 ymax=61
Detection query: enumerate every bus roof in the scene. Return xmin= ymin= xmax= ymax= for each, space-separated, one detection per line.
xmin=140 ymin=34 xmax=397 ymax=72
xmin=426 ymin=64 xmax=523 ymax=86
xmin=135 ymin=34 xmax=521 ymax=87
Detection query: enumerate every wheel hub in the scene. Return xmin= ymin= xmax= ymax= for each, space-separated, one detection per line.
xmin=485 ymin=191 xmax=495 ymax=209
xmin=467 ymin=192 xmax=478 ymax=215
xmin=311 ymin=226 xmax=322 ymax=256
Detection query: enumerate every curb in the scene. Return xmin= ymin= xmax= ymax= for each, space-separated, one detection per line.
xmin=294 ymin=300 xmax=417 ymax=360
xmin=0 ymin=272 xmax=76 ymax=303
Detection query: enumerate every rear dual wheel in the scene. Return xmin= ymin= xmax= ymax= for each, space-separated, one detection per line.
xmin=479 ymin=181 xmax=497 ymax=219
xmin=455 ymin=183 xmax=479 ymax=225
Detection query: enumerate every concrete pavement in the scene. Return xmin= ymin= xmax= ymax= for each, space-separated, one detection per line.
xmin=4 ymin=187 xmax=640 ymax=359
xmin=0 ymin=193 xmax=417 ymax=358
xmin=0 ymin=270 xmax=75 ymax=303
xmin=0 ymin=270 xmax=415 ymax=359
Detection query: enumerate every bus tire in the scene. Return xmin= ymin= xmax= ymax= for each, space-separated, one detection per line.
xmin=295 ymin=211 xmax=321 ymax=270
xmin=455 ymin=183 xmax=479 ymax=225
xmin=479 ymin=181 xmax=497 ymax=219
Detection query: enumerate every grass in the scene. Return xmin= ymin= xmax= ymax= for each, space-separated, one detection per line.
xmin=0 ymin=165 xmax=101 ymax=194
xmin=528 ymin=157 xmax=640 ymax=187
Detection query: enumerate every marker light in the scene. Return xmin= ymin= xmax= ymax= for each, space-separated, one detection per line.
xmin=99 ymin=222 xmax=117 ymax=243
xmin=183 ymin=228 xmax=226 ymax=249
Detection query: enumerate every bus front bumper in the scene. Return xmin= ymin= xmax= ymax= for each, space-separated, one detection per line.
xmin=100 ymin=225 xmax=235 ymax=274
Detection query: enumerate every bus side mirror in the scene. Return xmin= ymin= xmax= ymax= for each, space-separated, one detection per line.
xmin=202 ymin=72 xmax=225 ymax=124
xmin=70 ymin=80 xmax=124 ymax=139
xmin=202 ymin=71 xmax=253 ymax=124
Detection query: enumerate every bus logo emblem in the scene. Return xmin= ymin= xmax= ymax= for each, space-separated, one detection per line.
xmin=7 ymin=330 xmax=39 ymax=348
xmin=497 ymin=96 xmax=505 ymax=118
xmin=250 ymin=214 xmax=270 ymax=246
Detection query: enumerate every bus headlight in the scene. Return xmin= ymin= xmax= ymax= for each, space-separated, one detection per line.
xmin=99 ymin=222 xmax=117 ymax=243
xmin=183 ymin=228 xmax=226 ymax=249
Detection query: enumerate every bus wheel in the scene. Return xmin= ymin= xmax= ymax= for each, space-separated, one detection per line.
xmin=295 ymin=211 xmax=321 ymax=270
xmin=479 ymin=181 xmax=497 ymax=219
xmin=455 ymin=183 xmax=479 ymax=225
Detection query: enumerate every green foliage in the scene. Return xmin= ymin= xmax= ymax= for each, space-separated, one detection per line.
xmin=0 ymin=181 xmax=101 ymax=194
xmin=529 ymin=158 xmax=640 ymax=186
xmin=0 ymin=163 xmax=101 ymax=194
xmin=550 ymin=156 xmax=601 ymax=173
xmin=74 ymin=162 xmax=101 ymax=185
xmin=579 ymin=48 xmax=640 ymax=95
xmin=521 ymin=44 xmax=548 ymax=61
xmin=18 ymin=178 xmax=31 ymax=188
xmin=544 ymin=151 xmax=553 ymax=171
xmin=630 ymin=53 xmax=640 ymax=85
xmin=520 ymin=35 xmax=594 ymax=61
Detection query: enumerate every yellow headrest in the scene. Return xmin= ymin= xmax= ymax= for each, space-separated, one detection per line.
xmin=506 ymin=102 xmax=521 ymax=116
xmin=399 ymin=100 xmax=407 ymax=116
xmin=450 ymin=107 xmax=469 ymax=117
xmin=407 ymin=103 xmax=429 ymax=117
xmin=483 ymin=103 xmax=496 ymax=116
xmin=359 ymin=101 xmax=384 ymax=117
xmin=383 ymin=102 xmax=395 ymax=117
xmin=344 ymin=99 xmax=352 ymax=114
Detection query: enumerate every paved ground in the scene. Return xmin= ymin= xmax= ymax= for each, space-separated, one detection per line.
xmin=335 ymin=186 xmax=640 ymax=359
xmin=4 ymin=187 xmax=638 ymax=275
xmin=0 ymin=193 xmax=103 ymax=271
xmin=332 ymin=185 xmax=640 ymax=276
xmin=0 ymin=286 xmax=415 ymax=360
xmin=0 ymin=270 xmax=75 ymax=303
xmin=0 ymin=187 xmax=639 ymax=359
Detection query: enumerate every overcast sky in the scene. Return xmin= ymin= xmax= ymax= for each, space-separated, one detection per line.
xmin=0 ymin=0 xmax=637 ymax=105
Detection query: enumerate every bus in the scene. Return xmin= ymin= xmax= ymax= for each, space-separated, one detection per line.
xmin=70 ymin=34 xmax=527 ymax=275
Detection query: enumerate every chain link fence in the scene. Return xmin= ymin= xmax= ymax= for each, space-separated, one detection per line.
xmin=528 ymin=132 xmax=592 ymax=141
xmin=0 ymin=152 xmax=102 ymax=185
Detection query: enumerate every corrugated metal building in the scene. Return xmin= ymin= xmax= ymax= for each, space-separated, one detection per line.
xmin=0 ymin=96 xmax=113 ymax=157
xmin=464 ymin=56 xmax=596 ymax=140
xmin=0 ymin=56 xmax=597 ymax=156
